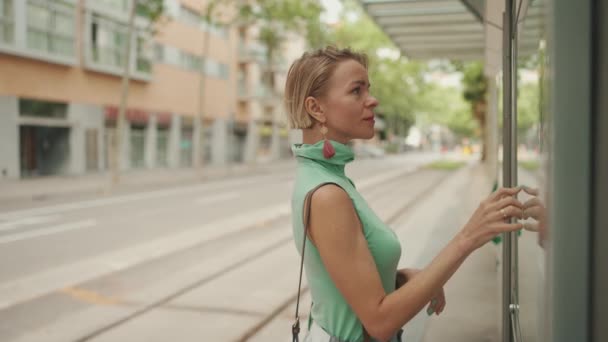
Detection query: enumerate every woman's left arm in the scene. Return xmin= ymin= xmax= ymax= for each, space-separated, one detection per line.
xmin=398 ymin=268 xmax=446 ymax=315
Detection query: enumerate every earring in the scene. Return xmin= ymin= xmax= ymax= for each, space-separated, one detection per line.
xmin=321 ymin=124 xmax=335 ymax=159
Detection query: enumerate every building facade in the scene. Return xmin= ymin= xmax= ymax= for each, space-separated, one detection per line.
xmin=0 ymin=0 xmax=299 ymax=179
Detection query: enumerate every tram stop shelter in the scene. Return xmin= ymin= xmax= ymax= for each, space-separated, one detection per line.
xmin=358 ymin=1 xmax=545 ymax=341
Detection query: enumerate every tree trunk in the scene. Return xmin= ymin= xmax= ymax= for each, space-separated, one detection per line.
xmin=195 ymin=26 xmax=211 ymax=170
xmin=473 ymin=100 xmax=488 ymax=161
xmin=112 ymin=0 xmax=137 ymax=185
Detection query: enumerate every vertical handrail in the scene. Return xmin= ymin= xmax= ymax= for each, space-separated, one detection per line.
xmin=510 ymin=2 xmax=522 ymax=339
xmin=503 ymin=0 xmax=523 ymax=341
xmin=502 ymin=2 xmax=513 ymax=341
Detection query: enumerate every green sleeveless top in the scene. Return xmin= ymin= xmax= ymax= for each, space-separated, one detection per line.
xmin=291 ymin=140 xmax=402 ymax=342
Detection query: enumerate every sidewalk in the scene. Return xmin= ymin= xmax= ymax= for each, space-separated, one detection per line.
xmin=0 ymin=160 xmax=296 ymax=207
xmin=411 ymin=165 xmax=543 ymax=342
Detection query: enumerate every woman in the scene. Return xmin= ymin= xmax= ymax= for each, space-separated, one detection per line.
xmin=286 ymin=46 xmax=525 ymax=342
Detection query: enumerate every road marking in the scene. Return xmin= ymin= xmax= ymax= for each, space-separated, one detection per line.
xmin=194 ymin=192 xmax=240 ymax=205
xmin=0 ymin=220 xmax=97 ymax=245
xmin=0 ymin=165 xmax=423 ymax=311
xmin=0 ymin=215 xmax=61 ymax=232
xmin=60 ymin=286 xmax=121 ymax=306
xmin=0 ymin=175 xmax=290 ymax=221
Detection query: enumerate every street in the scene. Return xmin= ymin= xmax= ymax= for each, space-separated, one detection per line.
xmin=0 ymin=152 xmax=451 ymax=342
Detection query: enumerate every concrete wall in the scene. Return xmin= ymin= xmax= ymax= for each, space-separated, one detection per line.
xmin=211 ymin=118 xmax=227 ymax=165
xmin=67 ymin=102 xmax=104 ymax=175
xmin=0 ymin=96 xmax=19 ymax=179
xmin=244 ymin=120 xmax=259 ymax=163
xmin=145 ymin=114 xmax=158 ymax=168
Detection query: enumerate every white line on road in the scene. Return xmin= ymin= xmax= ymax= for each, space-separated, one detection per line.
xmin=194 ymin=192 xmax=240 ymax=205
xmin=0 ymin=220 xmax=97 ymax=245
xmin=0 ymin=166 xmax=419 ymax=311
xmin=0 ymin=215 xmax=61 ymax=232
xmin=0 ymin=175 xmax=290 ymax=222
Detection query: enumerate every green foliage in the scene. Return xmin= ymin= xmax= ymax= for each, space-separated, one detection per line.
xmin=417 ymin=84 xmax=477 ymax=138
xmin=497 ymin=80 xmax=541 ymax=134
xmin=517 ymin=81 xmax=541 ymax=134
xmin=519 ymin=160 xmax=540 ymax=171
xmin=462 ymin=61 xmax=487 ymax=104
xmin=328 ymin=0 xmax=433 ymax=135
xmin=384 ymin=142 xmax=400 ymax=154
xmin=425 ymin=160 xmax=466 ymax=170
xmin=135 ymin=0 xmax=164 ymax=31
xmin=236 ymin=0 xmax=325 ymax=55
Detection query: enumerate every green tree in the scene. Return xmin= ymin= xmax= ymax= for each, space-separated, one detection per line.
xmin=201 ymin=0 xmax=324 ymax=161
xmin=113 ymin=0 xmax=164 ymax=184
xmin=517 ymin=81 xmax=540 ymax=135
xmin=330 ymin=0 xmax=428 ymax=138
xmin=236 ymin=0 xmax=325 ymax=74
xmin=193 ymin=1 xmax=225 ymax=169
xmin=461 ymin=61 xmax=488 ymax=160
xmin=419 ymin=83 xmax=476 ymax=139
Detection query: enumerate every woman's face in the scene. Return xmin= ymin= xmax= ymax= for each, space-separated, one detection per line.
xmin=319 ymin=59 xmax=379 ymax=143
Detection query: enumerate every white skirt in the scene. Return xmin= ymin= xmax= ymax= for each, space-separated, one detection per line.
xmin=303 ymin=321 xmax=401 ymax=342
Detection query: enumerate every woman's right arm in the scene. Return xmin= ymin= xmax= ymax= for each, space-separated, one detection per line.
xmin=308 ymin=186 xmax=523 ymax=342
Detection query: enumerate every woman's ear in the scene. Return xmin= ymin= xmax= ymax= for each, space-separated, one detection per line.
xmin=304 ymin=96 xmax=325 ymax=123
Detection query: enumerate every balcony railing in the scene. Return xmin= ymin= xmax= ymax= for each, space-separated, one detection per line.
xmin=238 ymin=84 xmax=279 ymax=102
xmin=238 ymin=42 xmax=267 ymax=64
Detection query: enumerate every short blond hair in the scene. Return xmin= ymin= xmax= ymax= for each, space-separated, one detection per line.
xmin=284 ymin=46 xmax=368 ymax=129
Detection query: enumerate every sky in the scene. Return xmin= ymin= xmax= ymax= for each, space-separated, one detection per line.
xmin=320 ymin=0 xmax=343 ymax=24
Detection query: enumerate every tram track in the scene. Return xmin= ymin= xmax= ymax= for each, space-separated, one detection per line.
xmin=71 ymin=166 xmax=453 ymax=342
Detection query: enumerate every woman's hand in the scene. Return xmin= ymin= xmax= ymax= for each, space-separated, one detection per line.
xmin=399 ymin=268 xmax=445 ymax=315
xmin=457 ymin=187 xmax=525 ymax=254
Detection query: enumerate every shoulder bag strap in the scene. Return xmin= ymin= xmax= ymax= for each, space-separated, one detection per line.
xmin=291 ymin=182 xmax=371 ymax=342
xmin=292 ymin=182 xmax=335 ymax=342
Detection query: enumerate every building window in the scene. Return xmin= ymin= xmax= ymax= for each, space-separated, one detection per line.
xmin=156 ymin=127 xmax=169 ymax=167
xmin=130 ymin=125 xmax=146 ymax=169
xmin=219 ymin=63 xmax=229 ymax=79
xmin=87 ymin=10 xmax=152 ymax=77
xmin=179 ymin=4 xmax=228 ymax=38
xmin=180 ymin=51 xmax=201 ymax=71
xmin=90 ymin=14 xmax=128 ymax=69
xmin=0 ymin=0 xmax=14 ymax=45
xmin=154 ymin=42 xmax=164 ymax=62
xmin=19 ymin=98 xmax=68 ymax=119
xmin=155 ymin=42 xmax=228 ymax=79
xmin=136 ymin=34 xmax=152 ymax=73
xmin=203 ymin=59 xmax=229 ymax=79
xmin=26 ymin=0 xmax=76 ymax=58
xmin=179 ymin=5 xmax=200 ymax=26
xmin=204 ymin=22 xmax=227 ymax=39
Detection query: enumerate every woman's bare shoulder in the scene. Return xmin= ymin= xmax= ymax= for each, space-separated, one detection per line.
xmin=309 ymin=183 xmax=351 ymax=207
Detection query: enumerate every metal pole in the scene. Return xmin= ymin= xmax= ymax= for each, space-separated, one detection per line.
xmin=502 ymin=0 xmax=514 ymax=341
xmin=510 ymin=3 xmax=521 ymax=340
